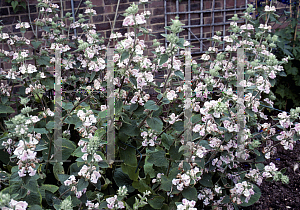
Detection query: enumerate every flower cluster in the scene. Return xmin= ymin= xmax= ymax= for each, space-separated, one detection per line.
xmin=172 ymin=165 xmax=202 ymax=191
xmin=229 ymin=181 xmax=255 ymax=204
xmin=0 ymin=191 xmax=28 ymax=210
xmin=176 ymin=198 xmax=197 ymax=210
xmin=63 ymin=175 xmax=87 ymax=198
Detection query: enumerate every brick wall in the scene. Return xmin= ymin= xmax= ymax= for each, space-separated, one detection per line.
xmin=0 ymin=0 xmax=290 ymax=66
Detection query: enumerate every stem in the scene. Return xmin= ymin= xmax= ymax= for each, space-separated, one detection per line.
xmin=156 ymin=112 xmax=184 ymax=138
xmin=62 ymin=95 xmax=90 ymax=123
xmin=106 ymin=0 xmax=121 ymax=51
xmin=26 ymin=0 xmax=37 ymax=38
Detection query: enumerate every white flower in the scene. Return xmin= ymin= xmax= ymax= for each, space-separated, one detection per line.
xmin=16 ymin=22 xmax=30 ymax=29
xmin=46 ymin=108 xmax=55 ymax=116
xmin=9 ymin=200 xmax=28 ymax=210
xmin=166 ymin=90 xmax=177 ymax=101
xmin=85 ymin=9 xmax=96 ymax=15
xmin=265 ymin=5 xmax=276 ymax=12
xmin=90 ymin=170 xmax=101 ymax=184
xmin=93 ymin=153 xmax=103 ymax=162
xmin=201 ymin=54 xmax=210 ymax=61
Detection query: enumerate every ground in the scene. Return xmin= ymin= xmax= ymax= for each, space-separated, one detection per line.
xmin=244 ymin=141 xmax=300 ymax=210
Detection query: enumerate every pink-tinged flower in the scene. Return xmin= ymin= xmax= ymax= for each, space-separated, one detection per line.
xmin=15 ymin=22 xmax=30 ymax=29
xmin=123 ymin=15 xmax=135 ymax=26
xmin=265 ymin=5 xmax=276 ymax=12
xmin=144 ymin=72 xmax=153 ymax=82
xmin=28 ymin=166 xmax=36 ymax=176
xmin=18 ymin=167 xmax=27 ymax=177
xmin=106 ymin=195 xmax=118 ymax=209
xmin=14 ymin=140 xmax=25 ymax=156
xmin=64 ymin=175 xmax=76 ymax=186
xmin=82 ymin=153 xmax=88 ymax=161
xmin=9 ymin=200 xmax=28 ymax=210
xmin=167 ymin=113 xmax=180 ymax=124
xmin=90 ymin=170 xmax=101 ymax=184
xmin=135 ymin=14 xmax=146 ymax=25
xmin=93 ymin=153 xmax=103 ymax=162
xmin=166 ymin=90 xmax=177 ymax=101
xmin=78 ymin=165 xmax=89 ymax=177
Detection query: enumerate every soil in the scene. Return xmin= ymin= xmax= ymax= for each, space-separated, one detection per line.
xmin=243 ymin=141 xmax=300 ymax=210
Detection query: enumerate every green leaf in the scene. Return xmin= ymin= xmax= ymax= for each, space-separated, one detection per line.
xmin=94 ymin=178 xmax=102 ymax=190
xmin=36 ymin=56 xmax=50 ymax=66
xmin=129 ymin=103 xmax=138 ymax=112
xmin=222 ymin=195 xmax=230 ymax=204
xmin=147 ymin=117 xmax=163 ymax=132
xmin=132 ymin=179 xmax=152 ymax=193
xmin=172 ymin=121 xmax=184 ymax=131
xmin=28 ymin=205 xmax=43 ymax=210
xmin=121 ymin=164 xmax=139 ymax=181
xmin=119 ymin=120 xmax=140 ymax=136
xmin=58 ymin=139 xmax=76 ymax=161
xmin=65 ymin=114 xmax=81 ymax=125
xmin=34 ymin=128 xmax=48 ymax=134
xmin=31 ymin=41 xmax=42 ymax=49
xmin=57 ymin=174 xmax=71 ymax=184
xmin=239 ymin=184 xmax=261 ymax=207
xmin=42 ymin=26 xmax=50 ymax=33
xmin=161 ymin=133 xmax=174 ymax=150
xmin=148 ymin=196 xmax=165 ymax=209
xmin=159 ymin=54 xmax=169 ymax=65
xmin=24 ymin=191 xmax=42 ymax=206
xmin=98 ymin=110 xmax=107 ymax=119
xmin=46 ymin=121 xmax=55 ymax=130
xmin=120 ymin=51 xmax=129 ymax=63
xmin=182 ymin=187 xmax=197 ymax=201
xmin=113 ymin=168 xmax=135 ymax=193
xmin=161 ymin=97 xmax=170 ymax=105
xmin=0 ymin=104 xmax=15 ymax=114
xmin=174 ymin=70 xmax=184 ymax=80
xmin=53 ymin=162 xmax=64 ymax=181
xmin=77 ymin=178 xmax=89 ymax=191
xmin=24 ymin=179 xmax=38 ymax=192
xmin=255 ymin=150 xmax=266 ymax=162
xmin=192 ymin=114 xmax=201 ymax=124
xmin=144 ymin=156 xmax=155 ymax=178
xmin=90 ymin=71 xmax=96 ymax=81
xmin=41 ymin=184 xmax=59 ymax=193
xmin=279 ymin=71 xmax=287 ymax=77
xmin=70 ymin=163 xmax=82 ymax=175
xmin=115 ymin=99 xmax=123 ymax=114
xmin=11 ymin=1 xmax=18 ymax=11
xmin=245 ymin=108 xmax=255 ymax=117
xmin=160 ymin=176 xmax=172 ymax=191
xmin=169 ymin=145 xmax=183 ymax=161
xmin=147 ymin=150 xmax=168 ymax=167
xmin=62 ymin=102 xmax=74 ymax=111
xmin=72 ymin=146 xmax=85 ymax=158
xmin=144 ymin=100 xmax=159 ymax=111
xmin=1 ymin=96 xmax=8 ymax=104
xmin=119 ymin=145 xmax=137 ymax=166
xmin=129 ymin=76 xmax=137 ymax=88
xmin=286 ymin=66 xmax=298 ymax=76
xmin=224 ymin=133 xmax=233 ymax=142
xmin=199 ymin=173 xmax=213 ymax=187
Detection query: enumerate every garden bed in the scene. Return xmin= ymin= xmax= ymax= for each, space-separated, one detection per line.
xmin=244 ymin=141 xmax=300 ymax=210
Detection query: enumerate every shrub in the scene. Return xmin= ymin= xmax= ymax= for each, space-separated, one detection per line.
xmin=0 ymin=0 xmax=299 ymax=209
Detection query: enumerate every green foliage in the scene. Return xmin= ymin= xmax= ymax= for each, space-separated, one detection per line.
xmin=260 ymin=1 xmax=300 ymax=110
xmin=0 ymin=1 xmax=297 ymax=209
xmin=5 ymin=0 xmax=26 ymax=13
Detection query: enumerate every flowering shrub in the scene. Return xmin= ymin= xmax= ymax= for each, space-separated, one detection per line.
xmin=0 ymin=0 xmax=299 ymax=209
